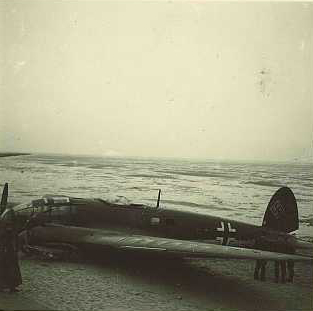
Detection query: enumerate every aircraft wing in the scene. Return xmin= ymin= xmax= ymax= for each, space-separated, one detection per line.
xmin=28 ymin=224 xmax=312 ymax=262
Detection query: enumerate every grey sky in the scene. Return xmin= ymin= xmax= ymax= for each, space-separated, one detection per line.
xmin=1 ymin=1 xmax=312 ymax=161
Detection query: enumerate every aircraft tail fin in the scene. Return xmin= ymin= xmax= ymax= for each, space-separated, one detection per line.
xmin=262 ymin=187 xmax=299 ymax=233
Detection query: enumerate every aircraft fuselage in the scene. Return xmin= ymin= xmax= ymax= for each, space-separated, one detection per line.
xmin=12 ymin=196 xmax=286 ymax=250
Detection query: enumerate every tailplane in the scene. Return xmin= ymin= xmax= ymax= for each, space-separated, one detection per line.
xmin=262 ymin=187 xmax=299 ymax=233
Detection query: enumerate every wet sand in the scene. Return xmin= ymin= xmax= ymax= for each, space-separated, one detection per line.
xmin=2 ymin=253 xmax=312 ymax=311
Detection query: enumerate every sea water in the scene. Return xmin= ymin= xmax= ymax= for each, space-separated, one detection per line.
xmin=0 ymin=154 xmax=312 ymax=240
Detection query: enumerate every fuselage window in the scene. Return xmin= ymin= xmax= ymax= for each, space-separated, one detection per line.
xmin=150 ymin=217 xmax=160 ymax=225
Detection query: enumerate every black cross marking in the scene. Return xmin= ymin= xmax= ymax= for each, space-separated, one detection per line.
xmin=216 ymin=221 xmax=237 ymax=245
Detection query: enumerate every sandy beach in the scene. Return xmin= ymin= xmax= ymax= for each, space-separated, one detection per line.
xmin=1 ymin=252 xmax=312 ymax=311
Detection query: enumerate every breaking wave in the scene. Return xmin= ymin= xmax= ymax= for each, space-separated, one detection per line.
xmin=299 ymin=218 xmax=313 ymax=226
xmin=159 ymin=170 xmax=236 ymax=179
xmin=243 ymin=180 xmax=284 ymax=188
xmin=127 ymin=174 xmax=177 ymax=179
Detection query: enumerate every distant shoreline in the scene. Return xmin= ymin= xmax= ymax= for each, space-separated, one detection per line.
xmin=0 ymin=152 xmax=30 ymax=158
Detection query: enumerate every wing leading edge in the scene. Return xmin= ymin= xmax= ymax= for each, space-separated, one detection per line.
xmin=28 ymin=224 xmax=312 ymax=262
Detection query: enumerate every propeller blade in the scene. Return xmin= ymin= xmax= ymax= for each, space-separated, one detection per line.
xmin=0 ymin=182 xmax=8 ymax=215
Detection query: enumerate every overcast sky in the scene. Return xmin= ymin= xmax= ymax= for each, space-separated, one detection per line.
xmin=1 ymin=1 xmax=312 ymax=161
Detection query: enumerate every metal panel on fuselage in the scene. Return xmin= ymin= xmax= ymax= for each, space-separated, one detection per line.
xmin=69 ymin=201 xmax=146 ymax=229
xmin=68 ymin=202 xmax=261 ymax=248
xmin=139 ymin=208 xmax=261 ymax=247
xmin=23 ymin=198 xmax=261 ymax=249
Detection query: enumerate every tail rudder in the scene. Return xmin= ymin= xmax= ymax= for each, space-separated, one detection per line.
xmin=262 ymin=187 xmax=299 ymax=233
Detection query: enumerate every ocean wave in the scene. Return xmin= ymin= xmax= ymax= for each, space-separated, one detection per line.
xmin=243 ymin=180 xmax=284 ymax=188
xmin=302 ymin=183 xmax=313 ymax=188
xmin=299 ymin=218 xmax=313 ymax=226
xmin=127 ymin=174 xmax=177 ymax=179
xmin=57 ymin=163 xmax=81 ymax=167
xmin=297 ymin=198 xmax=313 ymax=203
xmin=296 ymin=192 xmax=313 ymax=198
xmin=71 ymin=186 xmax=94 ymax=191
xmin=158 ymin=170 xmax=236 ymax=179
xmin=127 ymin=186 xmax=150 ymax=190
xmin=87 ymin=164 xmax=121 ymax=169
